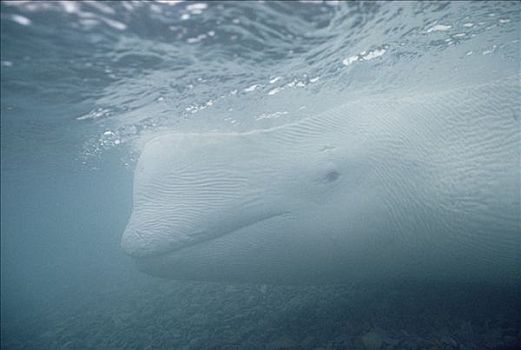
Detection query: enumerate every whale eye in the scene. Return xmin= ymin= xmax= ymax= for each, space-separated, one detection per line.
xmin=323 ymin=170 xmax=340 ymax=183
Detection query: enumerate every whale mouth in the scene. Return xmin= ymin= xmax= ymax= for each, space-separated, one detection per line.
xmin=121 ymin=212 xmax=288 ymax=259
xmin=121 ymin=226 xmax=224 ymax=259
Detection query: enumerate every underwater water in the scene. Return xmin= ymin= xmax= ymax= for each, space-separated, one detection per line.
xmin=1 ymin=1 xmax=520 ymax=349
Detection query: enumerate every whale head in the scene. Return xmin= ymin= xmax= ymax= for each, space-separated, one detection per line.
xmin=121 ymin=128 xmax=358 ymax=260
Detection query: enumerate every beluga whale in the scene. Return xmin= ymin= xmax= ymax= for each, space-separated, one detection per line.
xmin=122 ymin=79 xmax=520 ymax=284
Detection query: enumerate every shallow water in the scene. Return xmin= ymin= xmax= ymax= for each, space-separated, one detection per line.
xmin=1 ymin=1 xmax=520 ymax=349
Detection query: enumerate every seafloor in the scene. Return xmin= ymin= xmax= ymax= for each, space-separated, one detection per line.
xmin=1 ymin=279 xmax=519 ymax=349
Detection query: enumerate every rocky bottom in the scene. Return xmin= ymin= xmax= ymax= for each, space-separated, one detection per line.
xmin=1 ymin=279 xmax=520 ymax=349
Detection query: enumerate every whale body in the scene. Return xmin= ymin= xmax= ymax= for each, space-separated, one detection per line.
xmin=122 ymin=80 xmax=520 ymax=284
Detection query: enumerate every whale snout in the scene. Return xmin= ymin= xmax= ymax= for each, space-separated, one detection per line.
xmin=121 ymin=227 xmax=152 ymax=258
xmin=121 ymin=226 xmax=174 ymax=258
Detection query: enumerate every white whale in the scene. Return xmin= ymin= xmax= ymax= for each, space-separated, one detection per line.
xmin=122 ymin=80 xmax=520 ymax=284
